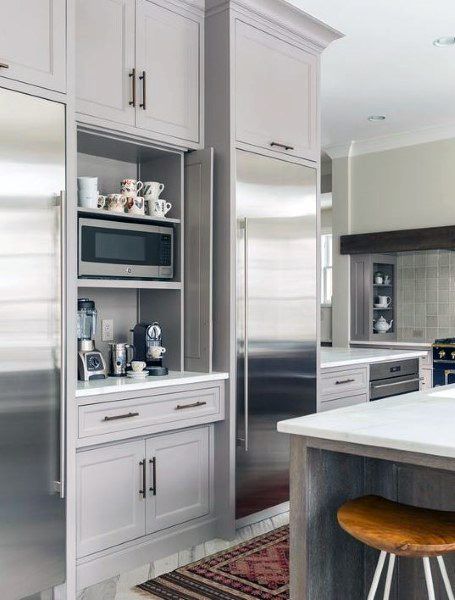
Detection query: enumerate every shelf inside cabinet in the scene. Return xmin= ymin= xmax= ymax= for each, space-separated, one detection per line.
xmin=77 ymin=279 xmax=182 ymax=290
xmin=373 ymin=307 xmax=392 ymax=310
xmin=373 ymin=283 xmax=392 ymax=287
xmin=77 ymin=207 xmax=180 ymax=225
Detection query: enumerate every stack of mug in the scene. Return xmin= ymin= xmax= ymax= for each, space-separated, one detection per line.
xmin=77 ymin=176 xmax=172 ymax=218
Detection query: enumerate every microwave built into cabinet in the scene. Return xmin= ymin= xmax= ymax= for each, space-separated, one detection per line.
xmin=78 ymin=217 xmax=174 ymax=280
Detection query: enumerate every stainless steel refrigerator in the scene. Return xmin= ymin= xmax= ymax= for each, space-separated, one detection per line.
xmin=235 ymin=150 xmax=317 ymax=519
xmin=0 ymin=88 xmax=65 ymax=599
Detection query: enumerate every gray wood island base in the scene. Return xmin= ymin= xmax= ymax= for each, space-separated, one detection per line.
xmin=278 ymin=389 xmax=455 ymax=600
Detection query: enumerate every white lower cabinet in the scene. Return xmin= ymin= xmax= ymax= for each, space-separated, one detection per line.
xmin=77 ymin=426 xmax=210 ymax=557
xmin=145 ymin=427 xmax=209 ymax=533
xmin=77 ymin=440 xmax=146 ymax=557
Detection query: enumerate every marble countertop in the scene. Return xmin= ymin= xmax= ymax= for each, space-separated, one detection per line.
xmin=76 ymin=371 xmax=229 ymax=398
xmin=321 ymin=346 xmax=428 ymax=369
xmin=278 ymin=386 xmax=455 ymax=458
xmin=350 ymin=340 xmax=432 ymax=349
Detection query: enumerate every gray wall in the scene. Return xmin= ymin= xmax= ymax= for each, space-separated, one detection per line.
xmin=396 ymin=250 xmax=455 ymax=342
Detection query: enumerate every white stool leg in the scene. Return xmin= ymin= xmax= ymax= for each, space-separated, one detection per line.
xmin=367 ymin=551 xmax=387 ymax=600
xmin=383 ymin=554 xmax=396 ymax=600
xmin=423 ymin=557 xmax=436 ymax=600
xmin=437 ymin=556 xmax=455 ymax=600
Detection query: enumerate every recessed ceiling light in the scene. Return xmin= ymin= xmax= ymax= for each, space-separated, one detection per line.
xmin=433 ymin=36 xmax=455 ymax=47
xmin=368 ymin=115 xmax=386 ymax=122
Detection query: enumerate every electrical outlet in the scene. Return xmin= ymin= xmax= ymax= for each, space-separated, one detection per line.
xmin=102 ymin=319 xmax=114 ymax=342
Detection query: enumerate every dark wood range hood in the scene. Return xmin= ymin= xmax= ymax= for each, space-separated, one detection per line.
xmin=340 ymin=225 xmax=455 ymax=255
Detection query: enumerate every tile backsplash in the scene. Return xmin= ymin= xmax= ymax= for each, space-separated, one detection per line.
xmin=396 ymin=250 xmax=455 ymax=343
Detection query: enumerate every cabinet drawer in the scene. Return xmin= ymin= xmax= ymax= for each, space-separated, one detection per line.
xmin=320 ymin=367 xmax=368 ymax=398
xmin=319 ymin=394 xmax=368 ymax=413
xmin=79 ymin=387 xmax=222 ymax=439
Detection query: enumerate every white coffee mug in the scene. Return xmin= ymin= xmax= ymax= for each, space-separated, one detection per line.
xmin=376 ymin=295 xmax=392 ymax=307
xmin=142 ymin=181 xmax=164 ymax=199
xmin=107 ymin=194 xmax=127 ymax=213
xmin=121 ymin=179 xmax=143 ymax=197
xmin=150 ymin=346 xmax=166 ymax=359
xmin=131 ymin=361 xmax=147 ymax=372
xmin=150 ymin=199 xmax=172 ymax=217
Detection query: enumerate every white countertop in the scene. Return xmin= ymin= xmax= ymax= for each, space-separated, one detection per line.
xmin=76 ymin=371 xmax=229 ymax=398
xmin=321 ymin=346 xmax=428 ymax=369
xmin=278 ymin=386 xmax=455 ymax=459
xmin=350 ymin=340 xmax=432 ymax=349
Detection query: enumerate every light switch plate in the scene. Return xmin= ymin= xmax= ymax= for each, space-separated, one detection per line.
xmin=102 ymin=319 xmax=114 ymax=342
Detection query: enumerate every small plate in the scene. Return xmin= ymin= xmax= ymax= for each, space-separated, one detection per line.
xmin=127 ymin=371 xmax=149 ymax=379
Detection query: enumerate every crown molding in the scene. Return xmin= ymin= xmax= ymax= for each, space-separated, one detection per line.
xmin=205 ymin=0 xmax=343 ymax=51
xmin=324 ymin=122 xmax=455 ymax=159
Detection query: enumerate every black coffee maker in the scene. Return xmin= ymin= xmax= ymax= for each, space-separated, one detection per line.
xmin=132 ymin=322 xmax=169 ymax=376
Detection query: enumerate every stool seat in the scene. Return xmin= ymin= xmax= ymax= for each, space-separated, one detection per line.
xmin=337 ymin=495 xmax=455 ymax=557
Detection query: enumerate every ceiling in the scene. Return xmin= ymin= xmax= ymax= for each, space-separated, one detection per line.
xmin=287 ymin=0 xmax=455 ymax=149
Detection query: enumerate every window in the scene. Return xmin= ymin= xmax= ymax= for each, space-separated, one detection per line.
xmin=321 ymin=233 xmax=333 ymax=305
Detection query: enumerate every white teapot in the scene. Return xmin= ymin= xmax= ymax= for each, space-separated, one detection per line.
xmin=373 ymin=316 xmax=393 ymax=333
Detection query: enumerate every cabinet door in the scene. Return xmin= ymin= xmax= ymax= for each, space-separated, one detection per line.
xmin=184 ymin=149 xmax=214 ymax=372
xmin=0 ymin=0 xmax=66 ymax=92
xmin=146 ymin=427 xmax=210 ymax=534
xmin=136 ymin=0 xmax=200 ymax=145
xmin=77 ymin=440 xmax=146 ymax=557
xmin=76 ymin=0 xmax=136 ymax=125
xmin=235 ymin=21 xmax=318 ymax=161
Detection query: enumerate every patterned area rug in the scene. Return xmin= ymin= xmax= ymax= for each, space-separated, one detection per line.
xmin=137 ymin=526 xmax=289 ymax=599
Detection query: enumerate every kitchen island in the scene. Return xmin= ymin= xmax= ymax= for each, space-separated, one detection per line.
xmin=278 ymin=387 xmax=455 ymax=599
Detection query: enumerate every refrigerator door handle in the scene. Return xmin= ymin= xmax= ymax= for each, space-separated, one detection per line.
xmin=243 ymin=218 xmax=249 ymax=451
xmin=58 ymin=190 xmax=66 ymax=499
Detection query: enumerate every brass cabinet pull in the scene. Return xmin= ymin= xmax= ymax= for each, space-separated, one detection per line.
xmin=139 ymin=459 xmax=146 ymax=498
xmin=129 ymin=68 xmax=136 ymax=107
xmin=175 ymin=401 xmax=207 ymax=410
xmin=139 ymin=70 xmax=146 ymax=110
xmin=103 ymin=412 xmax=139 ymax=422
xmin=335 ymin=378 xmax=355 ymax=385
xmin=270 ymin=141 xmax=294 ymax=151
xmin=0 ymin=62 xmax=9 ymax=69
xmin=149 ymin=457 xmax=157 ymax=495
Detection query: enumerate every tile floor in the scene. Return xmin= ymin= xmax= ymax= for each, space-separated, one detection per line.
xmin=77 ymin=511 xmax=289 ymax=600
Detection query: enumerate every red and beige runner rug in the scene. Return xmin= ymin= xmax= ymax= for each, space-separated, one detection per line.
xmin=138 ymin=525 xmax=289 ymax=599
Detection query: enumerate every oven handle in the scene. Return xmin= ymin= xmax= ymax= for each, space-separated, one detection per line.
xmin=444 ymin=370 xmax=455 ymax=384
xmin=370 ymin=377 xmax=421 ymax=390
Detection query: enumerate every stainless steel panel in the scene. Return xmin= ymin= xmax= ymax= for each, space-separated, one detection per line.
xmin=369 ymin=358 xmax=419 ymax=382
xmin=236 ymin=150 xmax=317 ymax=519
xmin=0 ymin=88 xmax=65 ymax=599
xmin=369 ymin=375 xmax=420 ymax=400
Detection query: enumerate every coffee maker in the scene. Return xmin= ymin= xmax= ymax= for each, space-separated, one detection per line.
xmin=77 ymin=298 xmax=107 ymax=381
xmin=132 ymin=322 xmax=168 ymax=376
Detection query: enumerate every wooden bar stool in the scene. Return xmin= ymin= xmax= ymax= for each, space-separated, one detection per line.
xmin=338 ymin=495 xmax=455 ymax=599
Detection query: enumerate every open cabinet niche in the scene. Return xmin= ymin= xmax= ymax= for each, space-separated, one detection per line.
xmin=76 ymin=128 xmax=214 ymax=374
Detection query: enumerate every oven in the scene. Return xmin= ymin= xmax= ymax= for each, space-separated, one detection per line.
xmin=432 ymin=339 xmax=455 ymax=386
xmin=78 ymin=217 xmax=174 ymax=279
xmin=369 ymin=359 xmax=420 ymax=400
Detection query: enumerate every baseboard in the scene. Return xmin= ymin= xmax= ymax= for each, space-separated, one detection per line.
xmin=77 ymin=516 xmax=219 ymax=591
xmin=235 ymin=502 xmax=289 ymax=529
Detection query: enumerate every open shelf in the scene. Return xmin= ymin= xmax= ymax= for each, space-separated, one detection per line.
xmin=77 ymin=206 xmax=180 ymax=225
xmin=373 ymin=283 xmax=392 ymax=287
xmin=373 ymin=307 xmax=392 ymax=310
xmin=78 ymin=279 xmax=182 ymax=290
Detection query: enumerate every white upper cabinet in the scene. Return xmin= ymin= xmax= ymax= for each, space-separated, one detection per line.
xmin=136 ymin=0 xmax=201 ymax=145
xmin=145 ymin=427 xmax=210 ymax=534
xmin=76 ymin=0 xmax=136 ymax=125
xmin=235 ymin=21 xmax=318 ymax=161
xmin=77 ymin=441 xmax=146 ymax=557
xmin=0 ymin=0 xmax=66 ymax=92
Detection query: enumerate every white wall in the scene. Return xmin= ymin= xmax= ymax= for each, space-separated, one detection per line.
xmin=350 ymin=138 xmax=455 ymax=233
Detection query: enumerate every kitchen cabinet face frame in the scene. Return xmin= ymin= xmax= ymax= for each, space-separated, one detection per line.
xmin=75 ymin=0 xmax=204 ymax=151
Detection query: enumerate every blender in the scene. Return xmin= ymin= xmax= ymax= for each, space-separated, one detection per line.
xmin=77 ymin=298 xmax=107 ymax=381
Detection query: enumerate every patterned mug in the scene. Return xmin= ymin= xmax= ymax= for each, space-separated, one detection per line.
xmin=121 ymin=179 xmax=143 ymax=197
xmin=107 ymin=194 xmax=127 ymax=213
xmin=127 ymin=196 xmax=145 ymax=215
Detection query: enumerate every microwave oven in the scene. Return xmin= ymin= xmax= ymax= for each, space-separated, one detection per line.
xmin=78 ymin=217 xmax=174 ymax=279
